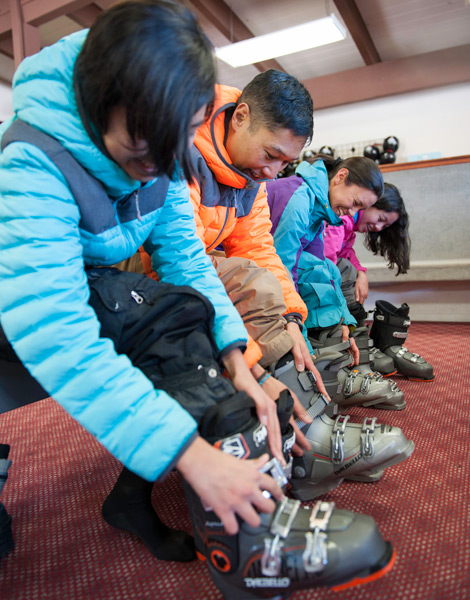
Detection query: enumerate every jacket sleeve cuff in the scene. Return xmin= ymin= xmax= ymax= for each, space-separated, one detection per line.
xmin=156 ymin=431 xmax=200 ymax=482
xmin=218 ymin=340 xmax=247 ymax=360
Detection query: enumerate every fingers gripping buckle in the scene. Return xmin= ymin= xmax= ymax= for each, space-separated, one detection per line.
xmin=259 ymin=457 xmax=289 ymax=489
xmin=261 ymin=497 xmax=301 ymax=576
xmin=330 ymin=415 xmax=350 ymax=463
xmin=303 ymin=501 xmax=335 ymax=573
xmin=361 ymin=417 xmax=377 ymax=457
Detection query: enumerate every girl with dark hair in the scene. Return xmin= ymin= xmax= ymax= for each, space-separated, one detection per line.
xmin=324 ymin=182 xmax=410 ymax=307
xmin=0 ymin=0 xmax=286 ymax=567
xmin=267 ymin=156 xmax=406 ymax=410
xmin=267 ymin=154 xmax=383 ymax=332
xmin=324 ymin=183 xmax=434 ymax=381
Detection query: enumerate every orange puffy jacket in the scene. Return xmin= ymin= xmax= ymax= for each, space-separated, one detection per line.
xmin=140 ymin=85 xmax=307 ymax=367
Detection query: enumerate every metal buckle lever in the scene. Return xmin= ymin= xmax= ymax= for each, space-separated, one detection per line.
xmin=361 ymin=417 xmax=377 ymax=457
xmin=259 ymin=457 xmax=288 ymax=489
xmin=303 ymin=501 xmax=335 ymax=573
xmin=330 ymin=415 xmax=349 ymax=463
xmin=261 ymin=497 xmax=301 ymax=576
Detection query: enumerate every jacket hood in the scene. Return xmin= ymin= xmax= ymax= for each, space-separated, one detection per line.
xmin=194 ymin=85 xmax=257 ymax=190
xmin=9 ymin=30 xmax=140 ymax=197
xmin=296 ymin=160 xmax=343 ymax=226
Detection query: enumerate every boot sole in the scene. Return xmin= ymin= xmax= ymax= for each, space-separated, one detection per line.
xmin=332 ymin=544 xmax=396 ymax=592
xmin=406 ymin=375 xmax=435 ymax=382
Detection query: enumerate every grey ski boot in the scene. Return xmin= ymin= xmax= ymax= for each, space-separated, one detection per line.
xmin=370 ymin=301 xmax=435 ymax=381
xmin=308 ymin=323 xmax=406 ymax=410
xmin=350 ymin=326 xmax=397 ymax=377
xmin=290 ymin=412 xmax=414 ymax=501
xmin=271 ymin=359 xmax=414 ymax=501
xmin=0 ymin=444 xmax=14 ymax=559
xmin=183 ymin=392 xmax=396 ymax=600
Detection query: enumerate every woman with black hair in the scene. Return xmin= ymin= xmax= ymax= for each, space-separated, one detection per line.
xmin=0 ymin=0 xmax=284 ymax=564
xmin=324 ymin=182 xmax=410 ymax=307
xmin=324 ymin=183 xmax=434 ymax=381
xmin=266 ymin=155 xmax=407 ymax=408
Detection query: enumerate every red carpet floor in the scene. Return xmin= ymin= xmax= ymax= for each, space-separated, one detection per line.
xmin=0 ymin=322 xmax=469 ymax=600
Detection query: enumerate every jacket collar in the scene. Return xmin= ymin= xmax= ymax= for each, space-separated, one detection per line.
xmin=194 ymin=85 xmax=259 ymax=190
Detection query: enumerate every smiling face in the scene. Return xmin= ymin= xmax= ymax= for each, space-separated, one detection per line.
xmin=225 ymin=103 xmax=306 ymax=181
xmin=357 ymin=206 xmax=399 ymax=233
xmin=328 ymin=168 xmax=378 ymax=218
xmin=103 ymin=104 xmax=206 ymax=182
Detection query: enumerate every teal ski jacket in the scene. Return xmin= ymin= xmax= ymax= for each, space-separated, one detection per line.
xmin=266 ymin=160 xmax=356 ymax=329
xmin=0 ymin=30 xmax=248 ymax=481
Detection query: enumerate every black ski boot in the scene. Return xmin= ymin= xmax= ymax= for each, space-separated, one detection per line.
xmin=183 ymin=392 xmax=396 ymax=599
xmin=370 ymin=301 xmax=435 ymax=381
xmin=0 ymin=444 xmax=14 ymax=559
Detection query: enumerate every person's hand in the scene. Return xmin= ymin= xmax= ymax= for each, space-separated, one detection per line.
xmin=222 ymin=349 xmax=284 ymax=465
xmin=355 ymin=271 xmax=369 ymax=304
xmin=286 ymin=321 xmax=314 ymax=372
xmin=254 ymin=370 xmax=312 ymax=456
xmin=342 ymin=325 xmax=360 ymax=365
xmin=176 ymin=437 xmax=284 ymax=535
xmin=286 ymin=322 xmax=331 ymax=399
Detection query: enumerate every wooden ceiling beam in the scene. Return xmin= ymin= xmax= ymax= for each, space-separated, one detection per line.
xmin=187 ymin=0 xmax=285 ymax=73
xmin=334 ymin=0 xmax=381 ymax=65
xmin=0 ymin=0 xmax=91 ymax=35
xmin=303 ymin=45 xmax=470 ymax=110
xmin=9 ymin=0 xmax=40 ymax=68
xmin=21 ymin=0 xmax=92 ymax=27
xmin=0 ymin=38 xmax=13 ymax=58
xmin=68 ymin=3 xmax=103 ymax=28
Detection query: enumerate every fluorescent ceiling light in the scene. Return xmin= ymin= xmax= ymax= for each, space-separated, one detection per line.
xmin=215 ymin=14 xmax=347 ymax=68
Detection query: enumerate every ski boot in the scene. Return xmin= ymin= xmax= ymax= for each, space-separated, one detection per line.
xmin=290 ymin=412 xmax=414 ymax=501
xmin=370 ymin=301 xmax=435 ymax=381
xmin=0 ymin=444 xmax=14 ymax=559
xmin=183 ymin=391 xmax=396 ymax=599
xmin=271 ymin=359 xmax=413 ymax=500
xmin=308 ymin=323 xmax=406 ymax=411
xmin=350 ymin=326 xmax=397 ymax=377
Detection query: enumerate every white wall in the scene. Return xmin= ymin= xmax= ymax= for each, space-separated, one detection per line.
xmin=2 ymin=79 xmax=470 ymax=159
xmin=0 ymin=81 xmax=13 ymax=122
xmin=308 ymin=83 xmax=470 ymax=162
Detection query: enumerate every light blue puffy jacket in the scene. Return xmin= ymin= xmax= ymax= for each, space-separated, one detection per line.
xmin=0 ymin=30 xmax=248 ymax=481
xmin=267 ymin=161 xmax=356 ymax=330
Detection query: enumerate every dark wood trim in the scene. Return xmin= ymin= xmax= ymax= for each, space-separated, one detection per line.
xmin=380 ymin=155 xmax=470 ymax=173
xmin=333 ymin=0 xmax=381 ymax=65
xmin=68 ymin=4 xmax=102 ymax=29
xmin=187 ymin=0 xmax=285 ymax=73
xmin=303 ymin=45 xmax=470 ymax=109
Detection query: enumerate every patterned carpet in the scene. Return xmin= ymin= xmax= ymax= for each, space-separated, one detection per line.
xmin=0 ymin=322 xmax=469 ymax=600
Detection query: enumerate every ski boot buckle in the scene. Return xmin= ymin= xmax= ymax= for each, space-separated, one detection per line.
xmin=331 ymin=415 xmax=350 ymax=463
xmin=261 ymin=496 xmax=301 ymax=576
xmin=303 ymin=501 xmax=335 ymax=573
xmin=259 ymin=457 xmax=289 ymax=490
xmin=361 ymin=417 xmax=377 ymax=457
